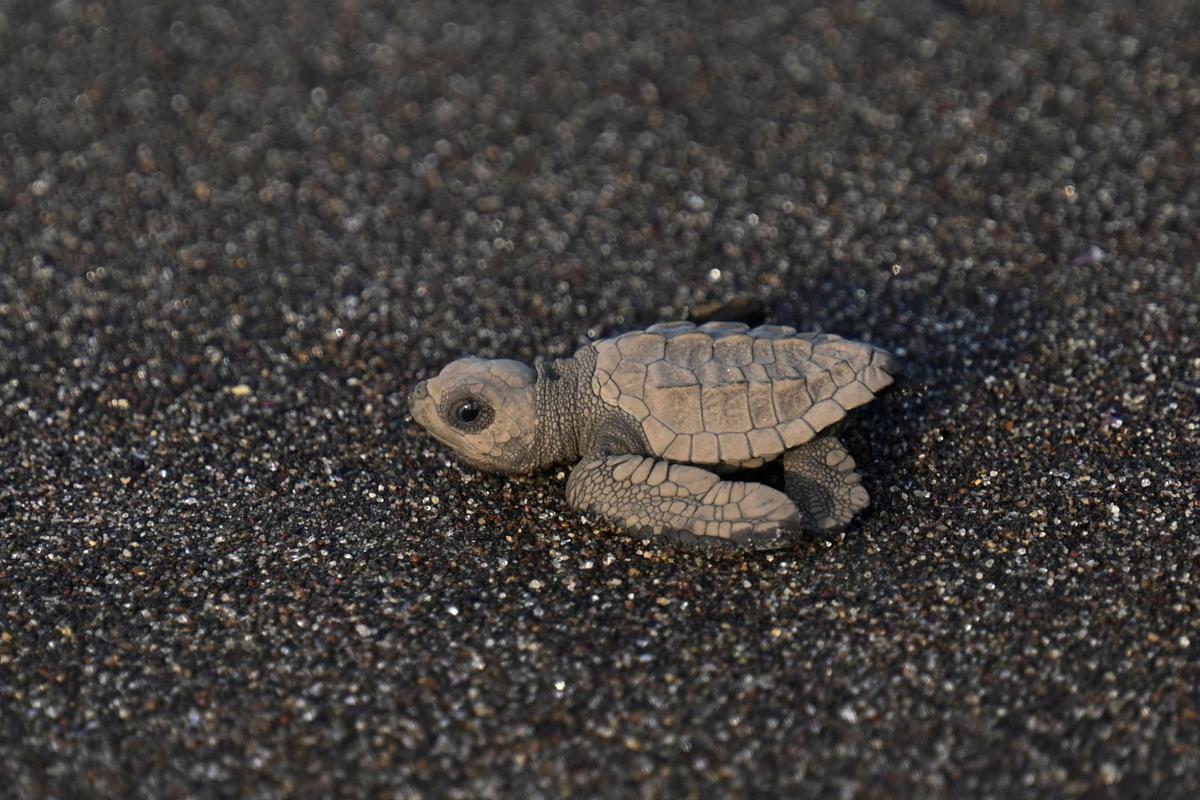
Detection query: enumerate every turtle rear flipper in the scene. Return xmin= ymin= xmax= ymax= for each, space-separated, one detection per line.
xmin=566 ymin=454 xmax=802 ymax=549
xmin=783 ymin=434 xmax=870 ymax=533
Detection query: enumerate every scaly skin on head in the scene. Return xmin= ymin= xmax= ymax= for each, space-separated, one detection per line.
xmin=409 ymin=345 xmax=649 ymax=476
xmin=407 ymin=357 xmax=541 ymax=474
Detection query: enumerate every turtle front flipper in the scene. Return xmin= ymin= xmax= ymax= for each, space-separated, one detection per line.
xmin=782 ymin=434 xmax=870 ymax=533
xmin=565 ymin=454 xmax=802 ymax=549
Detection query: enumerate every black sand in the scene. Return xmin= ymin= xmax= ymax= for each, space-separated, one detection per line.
xmin=2 ymin=1 xmax=1198 ymax=796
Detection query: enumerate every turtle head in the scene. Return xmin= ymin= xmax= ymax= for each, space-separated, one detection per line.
xmin=408 ymin=357 xmax=540 ymax=475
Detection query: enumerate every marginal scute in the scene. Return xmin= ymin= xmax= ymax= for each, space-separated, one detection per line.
xmin=599 ymin=380 xmax=620 ymax=405
xmin=663 ymin=435 xmax=692 ymax=462
xmin=862 ymin=364 xmax=894 ymax=392
xmin=779 ymin=416 xmax=817 ymax=447
xmin=594 ymin=341 xmax=622 ymax=375
xmin=665 ymin=332 xmax=714 ymax=368
xmin=748 ymin=427 xmax=785 ymax=457
xmin=712 ymin=334 xmax=754 ymax=367
xmin=718 ymin=432 xmax=752 ymax=462
xmin=641 ymin=416 xmax=676 ymax=452
xmin=691 ymin=432 xmax=719 ymax=463
xmin=752 ymin=339 xmax=775 ymax=363
xmin=616 ymin=333 xmax=666 ymax=363
xmin=772 ymin=337 xmax=813 ymax=364
xmin=749 ymin=324 xmax=796 ymax=338
xmin=698 ymin=321 xmax=750 ymax=335
xmin=833 ymin=381 xmax=875 ymax=409
xmin=804 ymin=399 xmax=846 ymax=431
xmin=646 ymin=321 xmax=696 ymax=334
xmin=816 ymin=337 xmax=870 ymax=367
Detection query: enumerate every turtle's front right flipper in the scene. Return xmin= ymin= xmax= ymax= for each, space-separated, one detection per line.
xmin=565 ymin=455 xmax=801 ymax=549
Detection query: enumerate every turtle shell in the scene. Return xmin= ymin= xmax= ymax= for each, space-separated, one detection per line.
xmin=588 ymin=321 xmax=898 ymax=466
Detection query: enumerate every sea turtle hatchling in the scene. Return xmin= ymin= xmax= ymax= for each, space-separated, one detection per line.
xmin=408 ymin=321 xmax=899 ymax=548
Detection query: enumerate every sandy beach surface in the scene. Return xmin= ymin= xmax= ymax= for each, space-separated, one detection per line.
xmin=2 ymin=1 xmax=1198 ymax=796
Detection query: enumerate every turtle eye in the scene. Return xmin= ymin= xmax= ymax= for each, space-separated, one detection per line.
xmin=456 ymin=400 xmax=481 ymax=424
xmin=447 ymin=396 xmax=493 ymax=431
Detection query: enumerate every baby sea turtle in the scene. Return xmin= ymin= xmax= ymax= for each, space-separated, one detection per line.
xmin=409 ymin=321 xmax=898 ymax=549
